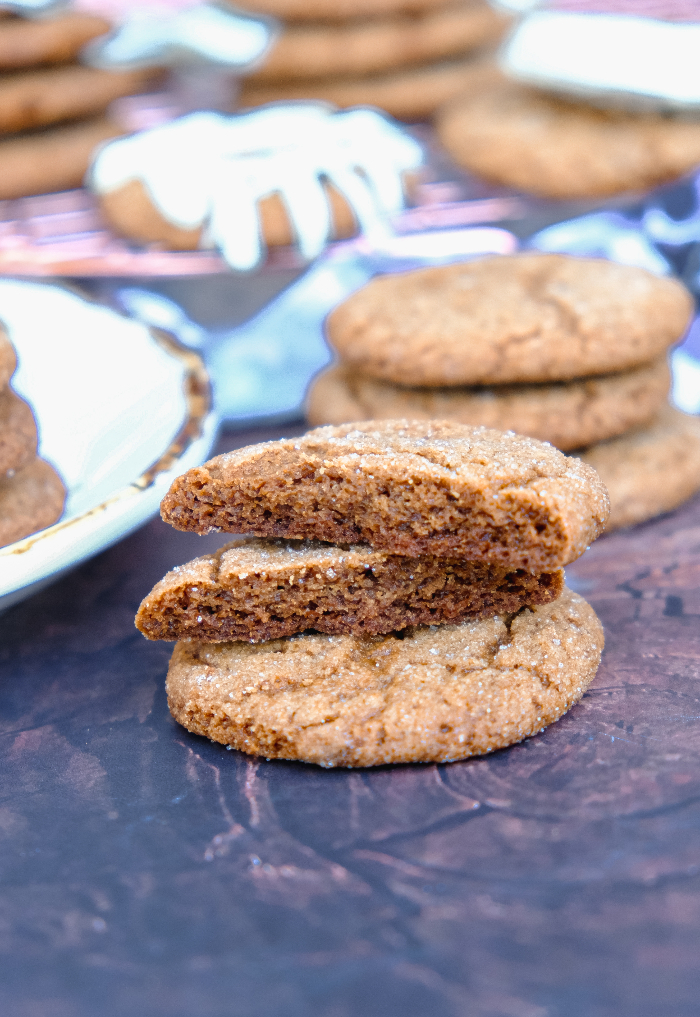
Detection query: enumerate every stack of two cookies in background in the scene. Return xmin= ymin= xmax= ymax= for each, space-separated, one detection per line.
xmin=0 ymin=8 xmax=156 ymax=201
xmin=236 ymin=0 xmax=510 ymax=121
xmin=308 ymin=252 xmax=700 ymax=532
xmin=137 ymin=419 xmax=608 ymax=768
xmin=0 ymin=323 xmax=64 ymax=548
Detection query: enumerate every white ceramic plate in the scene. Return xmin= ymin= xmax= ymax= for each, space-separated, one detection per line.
xmin=0 ymin=280 xmax=218 ymax=611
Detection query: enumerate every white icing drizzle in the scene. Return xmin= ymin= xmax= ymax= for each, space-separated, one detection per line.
xmin=503 ymin=10 xmax=700 ymax=108
xmin=89 ymin=104 xmax=424 ymax=271
xmin=85 ymin=3 xmax=274 ymax=71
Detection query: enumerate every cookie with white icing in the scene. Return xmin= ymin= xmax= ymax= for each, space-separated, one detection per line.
xmin=89 ymin=105 xmax=423 ymax=270
xmin=503 ymin=3 xmax=700 ymax=112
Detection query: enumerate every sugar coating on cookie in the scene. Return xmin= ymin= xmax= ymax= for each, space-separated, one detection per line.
xmin=578 ymin=405 xmax=700 ymax=531
xmin=166 ymin=585 xmax=603 ymax=767
xmin=137 ymin=537 xmax=564 ymax=643
xmin=0 ymin=456 xmax=65 ymax=548
xmin=0 ymin=387 xmax=37 ymax=478
xmin=326 ymin=254 xmax=692 ymax=387
xmin=436 ymin=78 xmax=700 ymax=199
xmin=161 ymin=419 xmax=609 ymax=570
xmin=306 ymin=358 xmax=671 ymax=451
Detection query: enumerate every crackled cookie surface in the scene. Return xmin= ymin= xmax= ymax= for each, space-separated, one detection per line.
xmin=326 ymin=254 xmax=692 ymax=387
xmin=166 ymin=586 xmax=604 ymax=767
xmin=161 ymin=419 xmax=609 ymax=570
xmin=137 ymin=537 xmax=564 ymax=643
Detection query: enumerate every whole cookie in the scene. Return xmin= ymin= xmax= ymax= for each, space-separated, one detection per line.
xmin=227 ymin=0 xmax=456 ymax=24
xmin=0 ymin=326 xmax=16 ymax=389
xmin=166 ymin=586 xmax=604 ymax=767
xmin=99 ymin=178 xmax=358 ymax=253
xmin=0 ymin=116 xmax=124 ymax=200
xmin=306 ymin=358 xmax=671 ymax=451
xmin=0 ymin=11 xmax=111 ymax=70
xmin=0 ymin=456 xmax=65 ymax=548
xmin=578 ymin=405 xmax=700 ymax=531
xmin=436 ymin=77 xmax=700 ymax=199
xmin=326 ymin=254 xmax=692 ymax=386
xmin=0 ymin=387 xmax=37 ymax=478
xmin=239 ymin=54 xmax=502 ymax=121
xmin=248 ymin=1 xmax=508 ymax=83
xmin=0 ymin=64 xmax=155 ymax=136
xmin=161 ymin=419 xmax=609 ymax=570
xmin=137 ymin=537 xmax=563 ymax=643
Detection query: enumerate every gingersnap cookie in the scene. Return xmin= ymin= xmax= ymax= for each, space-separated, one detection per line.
xmin=0 ymin=64 xmax=155 ymax=136
xmin=227 ymin=0 xmax=456 ymax=24
xmin=306 ymin=358 xmax=671 ymax=451
xmin=137 ymin=536 xmax=564 ymax=643
xmin=161 ymin=419 xmax=609 ymax=569
xmin=239 ymin=54 xmax=502 ymax=121
xmin=577 ymin=405 xmax=700 ymax=532
xmin=0 ymin=456 xmax=65 ymax=548
xmin=166 ymin=585 xmax=604 ymax=767
xmin=248 ymin=1 xmax=508 ymax=84
xmin=0 ymin=11 xmax=111 ymax=70
xmin=436 ymin=77 xmax=700 ymax=199
xmin=0 ymin=116 xmax=123 ymax=200
xmin=326 ymin=254 xmax=692 ymax=387
xmin=0 ymin=326 xmax=16 ymax=389
xmin=99 ymin=177 xmax=358 ymax=253
xmin=0 ymin=386 xmax=37 ymax=478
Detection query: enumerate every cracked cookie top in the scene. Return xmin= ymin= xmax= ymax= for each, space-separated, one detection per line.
xmin=325 ymin=253 xmax=692 ymax=386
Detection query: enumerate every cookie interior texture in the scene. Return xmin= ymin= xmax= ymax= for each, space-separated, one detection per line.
xmin=577 ymin=405 xmax=700 ymax=531
xmin=306 ymin=358 xmax=671 ymax=451
xmin=326 ymin=254 xmax=692 ymax=387
xmin=436 ymin=77 xmax=700 ymax=199
xmin=160 ymin=419 xmax=610 ymax=570
xmin=0 ymin=456 xmax=66 ymax=548
xmin=166 ymin=585 xmax=603 ymax=767
xmin=137 ymin=537 xmax=564 ymax=643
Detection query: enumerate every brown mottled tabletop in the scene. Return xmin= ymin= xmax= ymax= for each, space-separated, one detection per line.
xmin=1 ymin=419 xmax=700 ymax=1017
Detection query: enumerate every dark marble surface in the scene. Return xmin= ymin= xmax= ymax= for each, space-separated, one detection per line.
xmin=2 ymin=422 xmax=700 ymax=1017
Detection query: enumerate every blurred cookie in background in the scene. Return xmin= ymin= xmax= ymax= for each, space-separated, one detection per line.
xmin=436 ymin=77 xmax=700 ymax=199
xmin=578 ymin=406 xmax=700 ymax=532
xmin=307 ymin=358 xmax=672 ymax=451
xmin=0 ymin=322 xmax=64 ymax=547
xmin=436 ymin=3 xmax=700 ymax=196
xmin=238 ymin=0 xmax=510 ymax=120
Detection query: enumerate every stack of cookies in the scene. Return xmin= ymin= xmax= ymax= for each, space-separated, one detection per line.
xmin=435 ymin=6 xmax=700 ymax=198
xmin=0 ymin=7 xmax=157 ymax=200
xmin=307 ymin=252 xmax=700 ymax=531
xmin=235 ymin=0 xmax=510 ymax=121
xmin=0 ymin=321 xmax=65 ymax=547
xmin=137 ymin=419 xmax=608 ymax=768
